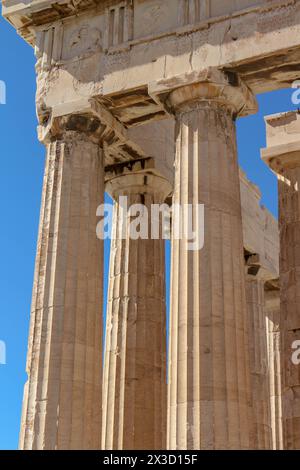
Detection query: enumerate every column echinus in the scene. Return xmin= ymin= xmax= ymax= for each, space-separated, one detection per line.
xmin=162 ymin=69 xmax=258 ymax=450
xmin=262 ymin=111 xmax=300 ymax=450
xmin=19 ymin=114 xmax=105 ymax=450
xmin=102 ymin=170 xmax=172 ymax=450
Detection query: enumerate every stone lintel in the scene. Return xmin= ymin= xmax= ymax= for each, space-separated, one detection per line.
xmin=4 ymin=0 xmax=300 ymax=127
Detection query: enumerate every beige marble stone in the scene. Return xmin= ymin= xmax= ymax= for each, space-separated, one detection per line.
xmin=242 ymin=175 xmax=281 ymax=449
xmin=245 ymin=270 xmax=272 ymax=449
xmin=262 ymin=111 xmax=300 ymax=450
xmin=265 ymin=288 xmax=284 ymax=450
xmin=240 ymin=170 xmax=279 ymax=280
xmin=19 ymin=126 xmax=104 ymax=450
xmin=164 ymin=71 xmax=256 ymax=450
xmin=4 ymin=0 xmax=300 ymax=135
xmin=1 ymin=0 xmax=294 ymax=451
xmin=102 ymin=172 xmax=171 ymax=450
xmin=241 ymin=177 xmax=282 ymax=450
xmin=3 ymin=0 xmax=300 ymax=155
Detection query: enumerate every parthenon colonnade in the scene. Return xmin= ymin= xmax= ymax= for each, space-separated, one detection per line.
xmin=3 ymin=0 xmax=300 ymax=450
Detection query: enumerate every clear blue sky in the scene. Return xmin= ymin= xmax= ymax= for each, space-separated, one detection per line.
xmin=0 ymin=15 xmax=298 ymax=450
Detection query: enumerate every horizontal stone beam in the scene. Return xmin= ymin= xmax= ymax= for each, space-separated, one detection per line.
xmin=3 ymin=0 xmax=300 ymax=106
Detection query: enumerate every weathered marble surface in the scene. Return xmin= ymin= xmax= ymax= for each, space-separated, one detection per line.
xmin=3 ymin=0 xmax=300 ymax=132
xmin=262 ymin=112 xmax=300 ymax=450
xmin=2 ymin=0 xmax=291 ymax=451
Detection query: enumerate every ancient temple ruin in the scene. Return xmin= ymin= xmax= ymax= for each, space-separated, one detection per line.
xmin=2 ymin=0 xmax=300 ymax=449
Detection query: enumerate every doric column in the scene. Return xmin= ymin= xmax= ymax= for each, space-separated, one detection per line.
xmin=265 ymin=287 xmax=284 ymax=450
xmin=262 ymin=111 xmax=300 ymax=449
xmin=102 ymin=171 xmax=172 ymax=450
xmin=245 ymin=256 xmax=272 ymax=449
xmin=165 ymin=70 xmax=257 ymax=450
xmin=19 ymin=116 xmax=104 ymax=450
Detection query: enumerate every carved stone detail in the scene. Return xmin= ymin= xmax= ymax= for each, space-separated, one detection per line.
xmin=104 ymin=0 xmax=133 ymax=50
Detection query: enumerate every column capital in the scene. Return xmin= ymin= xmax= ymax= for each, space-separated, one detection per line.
xmin=37 ymin=99 xmax=148 ymax=165
xmin=245 ymin=252 xmax=279 ymax=284
xmin=264 ymin=285 xmax=280 ymax=310
xmin=261 ymin=111 xmax=300 ymax=176
xmin=149 ymin=68 xmax=257 ymax=118
xmin=106 ymin=170 xmax=172 ymax=203
xmin=38 ymin=112 xmax=105 ymax=145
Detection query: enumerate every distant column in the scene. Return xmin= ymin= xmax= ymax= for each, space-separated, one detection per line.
xmin=245 ymin=256 xmax=272 ymax=449
xmin=102 ymin=171 xmax=171 ymax=450
xmin=262 ymin=111 xmax=300 ymax=450
xmin=265 ymin=287 xmax=284 ymax=450
xmin=19 ymin=118 xmax=104 ymax=450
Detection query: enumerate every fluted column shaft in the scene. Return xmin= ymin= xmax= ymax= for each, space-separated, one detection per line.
xmin=265 ymin=288 xmax=283 ymax=450
xmin=279 ymin=167 xmax=300 ymax=449
xmin=167 ymin=76 xmax=256 ymax=450
xmin=245 ymin=276 xmax=272 ymax=449
xmin=102 ymin=173 xmax=171 ymax=450
xmin=19 ymin=131 xmax=104 ymax=449
xmin=261 ymin=111 xmax=300 ymax=450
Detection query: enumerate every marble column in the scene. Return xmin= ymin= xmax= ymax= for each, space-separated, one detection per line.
xmin=102 ymin=172 xmax=171 ymax=450
xmin=279 ymin=167 xmax=300 ymax=449
xmin=262 ymin=111 xmax=300 ymax=449
xmin=166 ymin=71 xmax=257 ymax=450
xmin=19 ymin=125 xmax=104 ymax=450
xmin=245 ymin=266 xmax=272 ymax=449
xmin=265 ymin=287 xmax=284 ymax=450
